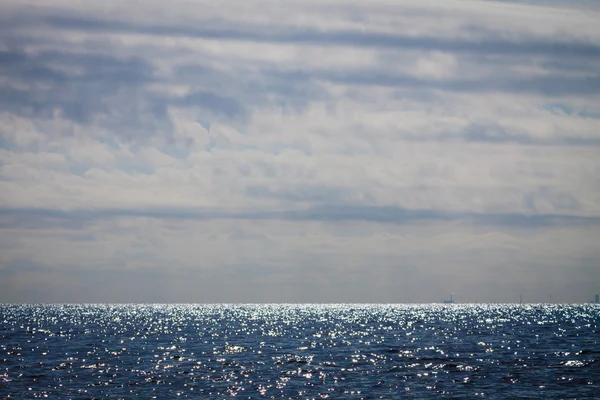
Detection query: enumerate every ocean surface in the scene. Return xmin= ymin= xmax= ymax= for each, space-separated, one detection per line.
xmin=1 ymin=304 xmax=599 ymax=399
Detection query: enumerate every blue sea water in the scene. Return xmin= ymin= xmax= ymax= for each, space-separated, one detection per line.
xmin=1 ymin=304 xmax=599 ymax=399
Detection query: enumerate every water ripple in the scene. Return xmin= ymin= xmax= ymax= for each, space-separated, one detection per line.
xmin=0 ymin=304 xmax=598 ymax=399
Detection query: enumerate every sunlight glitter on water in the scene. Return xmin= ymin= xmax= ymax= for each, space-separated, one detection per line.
xmin=1 ymin=304 xmax=599 ymax=399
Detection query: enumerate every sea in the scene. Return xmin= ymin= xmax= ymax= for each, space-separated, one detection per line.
xmin=1 ymin=304 xmax=599 ymax=399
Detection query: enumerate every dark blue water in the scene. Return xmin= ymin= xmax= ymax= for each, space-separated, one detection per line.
xmin=1 ymin=304 xmax=599 ymax=399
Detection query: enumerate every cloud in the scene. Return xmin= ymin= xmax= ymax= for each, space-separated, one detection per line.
xmin=32 ymin=13 xmax=600 ymax=59
xmin=0 ymin=0 xmax=599 ymax=302
xmin=1 ymin=204 xmax=598 ymax=235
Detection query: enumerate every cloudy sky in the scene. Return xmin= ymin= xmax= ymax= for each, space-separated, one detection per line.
xmin=1 ymin=0 xmax=599 ymax=303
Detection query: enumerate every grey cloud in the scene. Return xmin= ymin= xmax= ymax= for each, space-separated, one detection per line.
xmin=284 ymin=68 xmax=600 ymax=96
xmin=227 ymin=230 xmax=271 ymax=241
xmin=5 ymin=10 xmax=598 ymax=111
xmin=0 ymin=50 xmax=68 ymax=84
xmin=0 ymin=213 xmax=88 ymax=230
xmin=20 ymin=14 xmax=599 ymax=99
xmin=246 ymin=184 xmax=357 ymax=204
xmin=0 ymin=50 xmax=247 ymax=142
xmin=1 ymin=205 xmax=598 ymax=229
xmin=524 ymin=186 xmax=582 ymax=212
xmin=175 ymin=61 xmax=600 ymax=109
xmin=462 ymin=123 xmax=557 ymax=145
xmin=414 ymin=122 xmax=600 ymax=147
xmin=279 ymin=205 xmax=599 ymax=228
xmin=0 ymin=49 xmax=164 ymax=128
xmin=179 ymin=90 xmax=246 ymax=120
xmin=41 ymin=14 xmax=600 ymax=59
xmin=174 ymin=64 xmax=330 ymax=113
xmin=464 ymin=52 xmax=600 ymax=77
xmin=0 ymin=48 xmax=313 ymax=137
xmin=2 ymin=12 xmax=598 ymax=147
xmin=0 ymin=49 xmax=154 ymax=86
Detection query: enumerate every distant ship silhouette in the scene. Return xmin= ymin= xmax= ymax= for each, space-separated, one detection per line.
xmin=443 ymin=294 xmax=455 ymax=304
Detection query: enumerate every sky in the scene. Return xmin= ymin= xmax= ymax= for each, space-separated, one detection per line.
xmin=1 ymin=0 xmax=599 ymax=303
